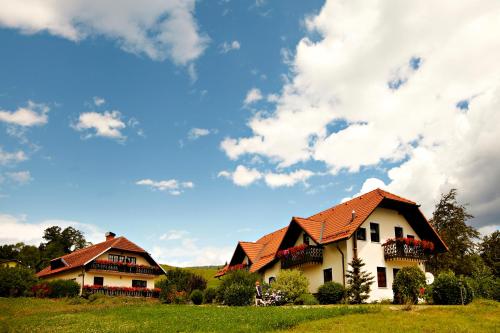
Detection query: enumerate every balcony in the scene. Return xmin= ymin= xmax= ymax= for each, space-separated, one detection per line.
xmin=82 ymin=285 xmax=159 ymax=297
xmin=88 ymin=260 xmax=163 ymax=275
xmin=278 ymin=245 xmax=323 ymax=269
xmin=382 ymin=238 xmax=435 ymax=262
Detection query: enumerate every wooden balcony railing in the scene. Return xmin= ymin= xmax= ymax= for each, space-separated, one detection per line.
xmin=82 ymin=285 xmax=159 ymax=297
xmin=382 ymin=238 xmax=435 ymax=261
xmin=88 ymin=260 xmax=163 ymax=275
xmin=279 ymin=245 xmax=323 ymax=269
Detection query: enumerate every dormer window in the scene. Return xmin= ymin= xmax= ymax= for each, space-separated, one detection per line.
xmin=50 ymin=258 xmax=66 ymax=270
xmin=303 ymin=234 xmax=310 ymax=245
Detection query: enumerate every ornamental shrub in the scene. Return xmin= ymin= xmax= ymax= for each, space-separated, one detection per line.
xmin=190 ymin=289 xmax=203 ymax=305
xmin=46 ymin=279 xmax=80 ymax=298
xmin=188 ymin=273 xmax=207 ymax=292
xmin=203 ymin=287 xmax=217 ymax=304
xmin=392 ymin=266 xmax=426 ymax=304
xmin=0 ymin=266 xmax=38 ymax=297
xmin=432 ymin=271 xmax=473 ymax=305
xmin=271 ymin=269 xmax=309 ymax=303
xmin=294 ymin=293 xmax=319 ymax=305
xmin=223 ymin=283 xmax=254 ymax=306
xmin=316 ymin=282 xmax=345 ymax=304
xmin=216 ymin=269 xmax=259 ymax=303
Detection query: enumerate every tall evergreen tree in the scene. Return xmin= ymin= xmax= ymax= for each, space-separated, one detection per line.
xmin=427 ymin=189 xmax=480 ymax=276
xmin=346 ymin=257 xmax=374 ymax=304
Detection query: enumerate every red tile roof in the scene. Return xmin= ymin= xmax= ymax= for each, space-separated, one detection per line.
xmin=217 ymin=188 xmax=446 ymax=277
xmin=37 ymin=236 xmax=153 ymax=278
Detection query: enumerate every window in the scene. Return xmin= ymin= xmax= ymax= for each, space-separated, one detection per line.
xmin=303 ymin=233 xmax=310 ymax=245
xmin=370 ymin=223 xmax=380 ymax=243
xmin=126 ymin=257 xmax=136 ymax=264
xmin=269 ymin=277 xmax=276 ymax=284
xmin=356 ymin=228 xmax=366 ymax=241
xmin=94 ymin=276 xmax=104 ymax=286
xmin=132 ymin=280 xmax=147 ymax=288
xmin=323 ymin=268 xmax=333 ymax=283
xmin=377 ymin=267 xmax=387 ymax=288
xmin=393 ymin=268 xmax=400 ymax=280
xmin=395 ymin=227 xmax=403 ymax=238
xmin=407 ymin=234 xmax=415 ymax=239
xmin=108 ymin=254 xmax=125 ymax=262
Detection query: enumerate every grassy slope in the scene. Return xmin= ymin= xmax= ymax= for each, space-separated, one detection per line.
xmin=0 ymin=298 xmax=373 ymax=332
xmin=159 ymin=265 xmax=221 ymax=289
xmin=0 ymin=298 xmax=498 ymax=333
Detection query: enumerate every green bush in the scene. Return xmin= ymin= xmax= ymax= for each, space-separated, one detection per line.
xmin=223 ymin=283 xmax=254 ymax=306
xmin=316 ymin=282 xmax=345 ymax=304
xmin=203 ymin=287 xmax=217 ymax=304
xmin=294 ymin=293 xmax=319 ymax=305
xmin=465 ymin=271 xmax=500 ymax=301
xmin=392 ymin=266 xmax=426 ymax=304
xmin=0 ymin=266 xmax=38 ymax=297
xmin=45 ymin=279 xmax=80 ymax=298
xmin=163 ymin=268 xmax=207 ymax=293
xmin=190 ymin=289 xmax=203 ymax=305
xmin=216 ymin=270 xmax=259 ymax=303
xmin=271 ymin=270 xmax=309 ymax=303
xmin=432 ymin=271 xmax=473 ymax=305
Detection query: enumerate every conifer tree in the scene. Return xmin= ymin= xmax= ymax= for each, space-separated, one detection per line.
xmin=346 ymin=257 xmax=374 ymax=304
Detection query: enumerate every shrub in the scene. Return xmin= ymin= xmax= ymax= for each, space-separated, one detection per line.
xmin=188 ymin=274 xmax=207 ymax=292
xmin=45 ymin=279 xmax=80 ymax=298
xmin=294 ymin=293 xmax=319 ymax=305
xmin=465 ymin=268 xmax=500 ymax=300
xmin=164 ymin=268 xmax=191 ymax=292
xmin=392 ymin=266 xmax=426 ymax=304
xmin=432 ymin=271 xmax=473 ymax=305
xmin=190 ymin=289 xmax=203 ymax=305
xmin=203 ymin=287 xmax=217 ymax=304
xmin=223 ymin=283 xmax=254 ymax=306
xmin=0 ymin=266 xmax=38 ymax=297
xmin=271 ymin=270 xmax=309 ymax=303
xmin=316 ymin=282 xmax=345 ymax=304
xmin=216 ymin=270 xmax=259 ymax=303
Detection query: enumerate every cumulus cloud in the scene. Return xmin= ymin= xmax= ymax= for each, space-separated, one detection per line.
xmin=218 ymin=165 xmax=314 ymax=188
xmin=220 ymin=0 xmax=500 ymax=229
xmin=136 ymin=178 xmax=194 ymax=195
xmin=243 ymin=88 xmax=263 ymax=105
xmin=188 ymin=128 xmax=216 ymax=140
xmin=72 ymin=111 xmax=126 ymax=140
xmin=0 ymin=213 xmax=104 ymax=245
xmin=152 ymin=230 xmax=232 ymax=266
xmin=5 ymin=171 xmax=32 ymax=185
xmin=0 ymin=148 xmax=27 ymax=166
xmin=0 ymin=101 xmax=49 ymax=127
xmin=93 ymin=96 xmax=105 ymax=106
xmin=0 ymin=0 xmax=209 ymax=65
xmin=220 ymin=40 xmax=241 ymax=53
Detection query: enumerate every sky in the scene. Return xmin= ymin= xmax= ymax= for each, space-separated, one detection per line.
xmin=0 ymin=0 xmax=499 ymax=267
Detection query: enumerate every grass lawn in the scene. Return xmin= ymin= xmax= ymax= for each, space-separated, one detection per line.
xmin=0 ymin=297 xmax=498 ymax=333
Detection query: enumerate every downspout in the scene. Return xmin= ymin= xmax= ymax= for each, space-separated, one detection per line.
xmin=80 ymin=267 xmax=85 ymax=295
xmin=335 ymin=243 xmax=346 ymax=287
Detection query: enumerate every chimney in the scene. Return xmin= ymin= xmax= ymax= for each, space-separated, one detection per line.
xmin=105 ymin=231 xmax=116 ymax=241
xmin=351 ymin=210 xmax=356 ymax=223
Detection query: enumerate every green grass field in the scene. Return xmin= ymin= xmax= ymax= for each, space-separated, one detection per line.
xmin=0 ymin=298 xmax=498 ymax=333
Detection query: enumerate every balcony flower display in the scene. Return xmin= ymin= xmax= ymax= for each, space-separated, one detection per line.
xmin=276 ymin=244 xmax=308 ymax=259
xmin=383 ymin=237 xmax=435 ymax=254
xmin=227 ymin=263 xmax=248 ymax=271
xmin=82 ymin=285 xmax=160 ymax=297
xmin=90 ymin=260 xmax=162 ymax=274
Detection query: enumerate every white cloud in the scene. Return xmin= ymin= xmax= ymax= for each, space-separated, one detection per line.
xmin=93 ymin=96 xmax=105 ymax=106
xmin=0 ymin=101 xmax=49 ymax=127
xmin=136 ymin=178 xmax=194 ymax=195
xmin=72 ymin=111 xmax=126 ymax=140
xmin=0 ymin=0 xmax=209 ymax=65
xmin=152 ymin=231 xmax=232 ymax=266
xmin=218 ymin=165 xmax=314 ymax=188
xmin=264 ymin=169 xmax=314 ymax=188
xmin=220 ymin=0 xmax=500 ymax=227
xmin=220 ymin=40 xmax=241 ymax=53
xmin=0 ymin=148 xmax=27 ymax=165
xmin=0 ymin=213 xmax=104 ymax=245
xmin=188 ymin=127 xmax=214 ymax=140
xmin=218 ymin=165 xmax=262 ymax=187
xmin=243 ymin=88 xmax=263 ymax=105
xmin=6 ymin=171 xmax=32 ymax=185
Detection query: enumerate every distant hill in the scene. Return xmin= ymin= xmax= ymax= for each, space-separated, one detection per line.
xmin=159 ymin=264 xmax=223 ymax=289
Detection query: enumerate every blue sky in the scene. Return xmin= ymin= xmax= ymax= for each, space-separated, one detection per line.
xmin=1 ymin=0 xmax=499 ymax=266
